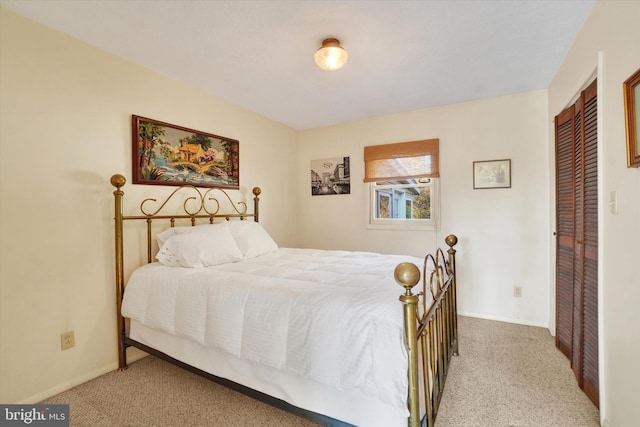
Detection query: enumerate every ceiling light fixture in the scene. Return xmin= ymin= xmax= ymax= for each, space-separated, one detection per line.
xmin=314 ymin=38 xmax=348 ymax=71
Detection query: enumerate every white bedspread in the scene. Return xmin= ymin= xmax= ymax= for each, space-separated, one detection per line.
xmin=122 ymin=248 xmax=430 ymax=417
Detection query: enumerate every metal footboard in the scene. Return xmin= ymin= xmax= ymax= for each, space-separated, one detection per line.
xmin=395 ymin=235 xmax=458 ymax=427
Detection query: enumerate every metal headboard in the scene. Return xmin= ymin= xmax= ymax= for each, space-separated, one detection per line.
xmin=110 ymin=173 xmax=261 ymax=369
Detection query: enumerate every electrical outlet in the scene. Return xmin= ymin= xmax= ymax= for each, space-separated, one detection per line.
xmin=60 ymin=331 xmax=75 ymax=350
xmin=513 ymin=286 xmax=523 ymax=298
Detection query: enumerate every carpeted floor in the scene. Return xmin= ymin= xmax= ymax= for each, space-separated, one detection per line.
xmin=41 ymin=316 xmax=600 ymax=426
xmin=41 ymin=356 xmax=319 ymax=427
xmin=436 ymin=316 xmax=600 ymax=427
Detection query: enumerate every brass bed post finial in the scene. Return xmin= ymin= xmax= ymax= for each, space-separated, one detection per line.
xmin=394 ymin=262 xmax=421 ymax=427
xmin=111 ymin=174 xmax=128 ymax=371
xmin=445 ymin=234 xmax=459 ymax=356
xmin=252 ymin=187 xmax=261 ymax=222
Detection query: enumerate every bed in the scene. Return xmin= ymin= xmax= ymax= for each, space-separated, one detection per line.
xmin=111 ymin=174 xmax=458 ymax=427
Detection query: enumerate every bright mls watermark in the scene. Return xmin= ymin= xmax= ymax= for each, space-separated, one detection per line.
xmin=1 ymin=405 xmax=69 ymax=426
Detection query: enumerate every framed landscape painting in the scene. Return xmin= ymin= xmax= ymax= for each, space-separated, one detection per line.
xmin=132 ymin=115 xmax=239 ymax=189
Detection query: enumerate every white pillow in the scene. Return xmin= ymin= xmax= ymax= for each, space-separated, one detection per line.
xmin=156 ymin=223 xmax=224 ymax=248
xmin=228 ymin=221 xmax=278 ymax=258
xmin=156 ymin=224 xmax=243 ymax=268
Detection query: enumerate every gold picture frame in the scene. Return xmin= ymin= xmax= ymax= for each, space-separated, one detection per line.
xmin=132 ymin=115 xmax=240 ymax=188
xmin=623 ymin=68 xmax=640 ymax=168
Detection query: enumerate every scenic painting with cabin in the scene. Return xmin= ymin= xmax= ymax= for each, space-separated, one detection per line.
xmin=134 ymin=116 xmax=239 ymax=188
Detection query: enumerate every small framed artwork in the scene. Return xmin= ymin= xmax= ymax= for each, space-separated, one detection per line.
xmin=132 ymin=115 xmax=239 ymax=188
xmin=623 ymin=68 xmax=640 ymax=168
xmin=310 ymin=156 xmax=351 ymax=195
xmin=473 ymin=159 xmax=511 ymax=189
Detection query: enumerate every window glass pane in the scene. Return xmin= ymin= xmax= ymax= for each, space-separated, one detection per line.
xmin=412 ymin=187 xmax=431 ymax=219
xmin=373 ymin=183 xmax=431 ymax=220
xmin=378 ymin=194 xmax=390 ymax=218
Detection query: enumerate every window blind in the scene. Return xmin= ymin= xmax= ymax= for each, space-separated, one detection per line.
xmin=363 ymin=139 xmax=439 ymax=182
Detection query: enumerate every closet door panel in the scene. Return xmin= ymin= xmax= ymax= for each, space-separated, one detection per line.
xmin=555 ymin=106 xmax=575 ymax=360
xmin=572 ymin=99 xmax=585 ymax=384
xmin=582 ymin=82 xmax=599 ymax=407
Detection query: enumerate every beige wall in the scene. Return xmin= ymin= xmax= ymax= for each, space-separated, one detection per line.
xmin=0 ymin=9 xmax=298 ymax=403
xmin=298 ymin=90 xmax=551 ymax=327
xmin=548 ymin=1 xmax=640 ymax=426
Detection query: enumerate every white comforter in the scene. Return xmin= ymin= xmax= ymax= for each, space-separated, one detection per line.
xmin=122 ymin=248 xmax=429 ymax=415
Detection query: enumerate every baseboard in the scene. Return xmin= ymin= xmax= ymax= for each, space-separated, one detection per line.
xmin=17 ymin=349 xmax=149 ymax=404
xmin=18 ymin=362 xmax=118 ymax=404
xmin=458 ymin=311 xmax=549 ymax=329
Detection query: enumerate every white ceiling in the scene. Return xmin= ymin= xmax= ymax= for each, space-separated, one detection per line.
xmin=1 ymin=0 xmax=595 ymax=130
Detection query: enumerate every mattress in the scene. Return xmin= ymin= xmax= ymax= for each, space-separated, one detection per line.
xmin=122 ymin=248 xmax=432 ymax=426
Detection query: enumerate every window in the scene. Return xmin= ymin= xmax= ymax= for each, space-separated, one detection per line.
xmin=369 ymin=179 xmax=438 ymax=229
xmin=364 ymin=139 xmax=439 ymax=230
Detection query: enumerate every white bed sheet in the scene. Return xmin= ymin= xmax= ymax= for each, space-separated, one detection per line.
xmin=122 ymin=248 xmax=432 ymax=426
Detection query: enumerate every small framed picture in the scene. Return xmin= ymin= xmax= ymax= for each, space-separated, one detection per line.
xmin=310 ymin=156 xmax=350 ymax=195
xmin=473 ymin=159 xmax=511 ymax=189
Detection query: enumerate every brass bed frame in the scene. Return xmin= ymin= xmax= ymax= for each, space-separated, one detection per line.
xmin=111 ymin=174 xmax=458 ymax=427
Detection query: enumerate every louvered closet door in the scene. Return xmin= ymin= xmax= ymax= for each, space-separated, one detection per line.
xmin=572 ymin=95 xmax=585 ymax=385
xmin=581 ymin=81 xmax=598 ymax=407
xmin=554 ymin=79 xmax=598 ymax=408
xmin=555 ymin=106 xmax=575 ymax=360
